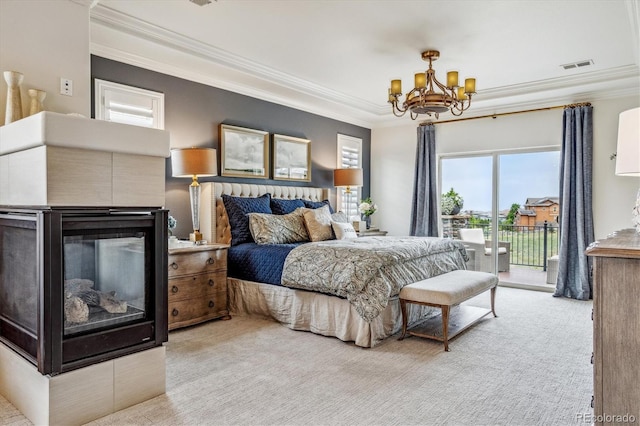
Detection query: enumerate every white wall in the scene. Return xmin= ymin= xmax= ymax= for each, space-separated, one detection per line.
xmin=371 ymin=96 xmax=639 ymax=240
xmin=591 ymin=97 xmax=640 ymax=237
xmin=0 ymin=0 xmax=91 ymax=124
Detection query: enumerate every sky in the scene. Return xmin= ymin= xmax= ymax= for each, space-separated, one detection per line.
xmin=441 ymin=151 xmax=561 ymax=212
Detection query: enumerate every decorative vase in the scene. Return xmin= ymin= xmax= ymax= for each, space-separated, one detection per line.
xmin=450 ymin=206 xmax=461 ymax=216
xmin=4 ymin=70 xmax=24 ymax=124
xmin=364 ymin=215 xmax=372 ymax=230
xmin=27 ymin=89 xmax=46 ymax=116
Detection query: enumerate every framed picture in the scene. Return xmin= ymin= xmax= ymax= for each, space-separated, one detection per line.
xmin=220 ymin=124 xmax=269 ymax=178
xmin=273 ymin=134 xmax=311 ymax=182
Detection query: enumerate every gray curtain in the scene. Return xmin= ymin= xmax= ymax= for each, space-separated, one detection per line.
xmin=554 ymin=104 xmax=594 ymax=300
xmin=410 ymin=124 xmax=439 ymax=237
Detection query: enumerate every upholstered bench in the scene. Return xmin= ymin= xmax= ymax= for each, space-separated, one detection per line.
xmin=399 ymin=270 xmax=498 ymax=351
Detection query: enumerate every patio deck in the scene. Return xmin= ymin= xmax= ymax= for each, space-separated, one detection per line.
xmin=499 ymin=265 xmax=555 ymax=292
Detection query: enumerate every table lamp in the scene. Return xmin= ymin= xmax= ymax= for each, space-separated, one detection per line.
xmin=171 ymin=147 xmax=217 ymax=242
xmin=614 ymin=107 xmax=640 ymax=233
xmin=334 ymin=168 xmax=363 ymax=220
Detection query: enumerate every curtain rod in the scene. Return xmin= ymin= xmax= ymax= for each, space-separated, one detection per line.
xmin=419 ymin=102 xmax=591 ymax=126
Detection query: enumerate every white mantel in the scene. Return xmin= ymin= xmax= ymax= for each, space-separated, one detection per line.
xmin=0 ymin=112 xmax=170 ymax=207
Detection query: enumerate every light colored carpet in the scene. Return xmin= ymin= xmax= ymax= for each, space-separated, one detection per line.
xmin=1 ymin=287 xmax=593 ymax=426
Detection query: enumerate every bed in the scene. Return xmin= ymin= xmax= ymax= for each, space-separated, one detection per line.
xmin=199 ymin=182 xmax=468 ymax=348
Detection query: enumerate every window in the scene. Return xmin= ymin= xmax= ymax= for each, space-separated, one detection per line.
xmin=336 ymin=134 xmax=362 ymax=220
xmin=95 ymin=79 xmax=164 ymax=129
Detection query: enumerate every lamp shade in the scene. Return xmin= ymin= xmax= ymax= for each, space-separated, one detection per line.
xmin=615 ymin=107 xmax=640 ymax=177
xmin=334 ymin=168 xmax=363 ymax=187
xmin=171 ymin=148 xmax=217 ymax=177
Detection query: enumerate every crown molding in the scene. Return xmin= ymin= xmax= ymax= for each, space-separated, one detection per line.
xmin=477 ymin=65 xmax=640 ymax=101
xmin=90 ymin=2 xmax=640 ymax=129
xmin=90 ymin=43 xmax=378 ymax=129
xmin=90 ymin=5 xmax=381 ymax=115
xmin=373 ymin=85 xmax=639 ymax=129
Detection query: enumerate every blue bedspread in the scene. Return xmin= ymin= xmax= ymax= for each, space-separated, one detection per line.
xmin=228 ymin=242 xmax=305 ymax=285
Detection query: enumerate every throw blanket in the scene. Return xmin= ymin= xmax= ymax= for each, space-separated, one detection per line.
xmin=281 ymin=236 xmax=468 ymax=322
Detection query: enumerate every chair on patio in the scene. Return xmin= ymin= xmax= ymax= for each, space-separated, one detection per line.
xmin=458 ymin=228 xmax=510 ymax=273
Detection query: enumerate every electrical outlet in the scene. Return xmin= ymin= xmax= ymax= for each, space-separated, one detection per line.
xmin=60 ymin=78 xmax=73 ymax=96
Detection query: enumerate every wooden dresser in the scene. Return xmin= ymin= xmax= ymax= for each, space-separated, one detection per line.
xmin=586 ymin=229 xmax=639 ymax=425
xmin=167 ymin=243 xmax=230 ymax=330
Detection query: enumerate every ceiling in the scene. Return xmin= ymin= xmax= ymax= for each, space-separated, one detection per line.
xmin=89 ymin=0 xmax=640 ymax=128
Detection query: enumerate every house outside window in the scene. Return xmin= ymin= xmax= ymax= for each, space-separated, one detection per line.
xmin=95 ymin=79 xmax=165 ymax=129
xmin=336 ymin=134 xmax=362 ymax=220
xmin=516 ymin=197 xmax=560 ymax=227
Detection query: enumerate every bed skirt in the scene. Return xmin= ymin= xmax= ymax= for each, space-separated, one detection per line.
xmin=227 ymin=278 xmax=439 ymax=348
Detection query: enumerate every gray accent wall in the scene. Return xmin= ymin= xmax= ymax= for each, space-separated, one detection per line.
xmin=91 ymin=56 xmax=371 ymax=239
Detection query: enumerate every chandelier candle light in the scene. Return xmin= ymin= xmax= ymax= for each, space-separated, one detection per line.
xmin=171 ymin=147 xmax=217 ymax=243
xmin=388 ymin=50 xmax=476 ymax=119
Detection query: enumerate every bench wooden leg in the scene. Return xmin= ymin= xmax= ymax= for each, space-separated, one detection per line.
xmin=490 ymin=286 xmax=497 ymax=317
xmin=442 ymin=304 xmax=450 ymax=352
xmin=399 ymin=298 xmax=408 ymax=340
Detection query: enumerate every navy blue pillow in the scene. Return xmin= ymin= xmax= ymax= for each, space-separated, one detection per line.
xmin=270 ymin=198 xmax=305 ymax=215
xmin=303 ymin=199 xmax=335 ymax=214
xmin=222 ymin=193 xmax=272 ymax=246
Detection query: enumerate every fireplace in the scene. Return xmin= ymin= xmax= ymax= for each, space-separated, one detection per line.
xmin=0 ymin=207 xmax=168 ymax=375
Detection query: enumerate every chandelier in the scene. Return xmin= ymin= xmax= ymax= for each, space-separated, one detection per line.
xmin=388 ymin=50 xmax=476 ymax=120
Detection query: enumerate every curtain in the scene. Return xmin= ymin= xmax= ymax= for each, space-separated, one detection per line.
xmin=410 ymin=124 xmax=439 ymax=237
xmin=554 ymin=104 xmax=594 ymax=300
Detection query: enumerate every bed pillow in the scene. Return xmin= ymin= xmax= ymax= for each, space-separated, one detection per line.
xmin=222 ymin=193 xmax=272 ymax=246
xmin=331 ymin=211 xmax=348 ymax=223
xmin=248 ymin=209 xmax=309 ymax=244
xmin=270 ymin=198 xmax=306 ymax=215
xmin=302 ymin=199 xmax=335 ymax=214
xmin=302 ymin=205 xmax=333 ymax=242
xmin=331 ymin=221 xmax=358 ymax=240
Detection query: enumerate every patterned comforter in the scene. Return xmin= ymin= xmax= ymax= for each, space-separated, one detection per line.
xmin=281 ymin=236 xmax=468 ymax=322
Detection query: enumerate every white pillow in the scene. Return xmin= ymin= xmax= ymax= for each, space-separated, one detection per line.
xmin=331 ymin=221 xmax=358 ymax=240
xmin=331 ymin=211 xmax=349 ymax=223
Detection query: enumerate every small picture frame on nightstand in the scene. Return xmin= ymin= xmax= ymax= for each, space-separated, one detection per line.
xmin=352 ymin=221 xmax=366 ymax=232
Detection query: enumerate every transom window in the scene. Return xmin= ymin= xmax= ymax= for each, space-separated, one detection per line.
xmin=94 ymin=79 xmax=164 ymax=129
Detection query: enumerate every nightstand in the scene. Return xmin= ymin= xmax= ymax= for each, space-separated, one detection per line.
xmin=167 ymin=243 xmax=230 ymax=330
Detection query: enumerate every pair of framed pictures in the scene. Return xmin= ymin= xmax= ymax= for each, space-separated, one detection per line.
xmin=219 ymin=124 xmax=311 ymax=182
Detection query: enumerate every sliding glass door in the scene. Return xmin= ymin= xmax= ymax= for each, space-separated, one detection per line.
xmin=441 ymin=155 xmax=497 ymax=273
xmin=440 ymin=149 xmax=560 ymax=286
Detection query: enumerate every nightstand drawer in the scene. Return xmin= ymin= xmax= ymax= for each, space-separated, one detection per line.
xmin=168 ymin=249 xmax=227 ymax=277
xmin=168 ymin=272 xmax=226 ymax=302
xmin=168 ymin=291 xmax=228 ymax=329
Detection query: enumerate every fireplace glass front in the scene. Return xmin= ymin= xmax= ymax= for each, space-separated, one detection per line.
xmin=0 ymin=207 xmax=168 ymax=375
xmin=63 ymin=232 xmax=148 ymax=336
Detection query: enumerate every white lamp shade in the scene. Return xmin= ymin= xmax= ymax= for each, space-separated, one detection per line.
xmin=615 ymin=107 xmax=640 ymax=177
xmin=171 ymin=148 xmax=217 ymax=177
xmin=334 ymin=168 xmax=363 ymax=187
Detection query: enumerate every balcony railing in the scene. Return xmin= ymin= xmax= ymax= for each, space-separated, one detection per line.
xmin=468 ymin=221 xmax=559 ymax=270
